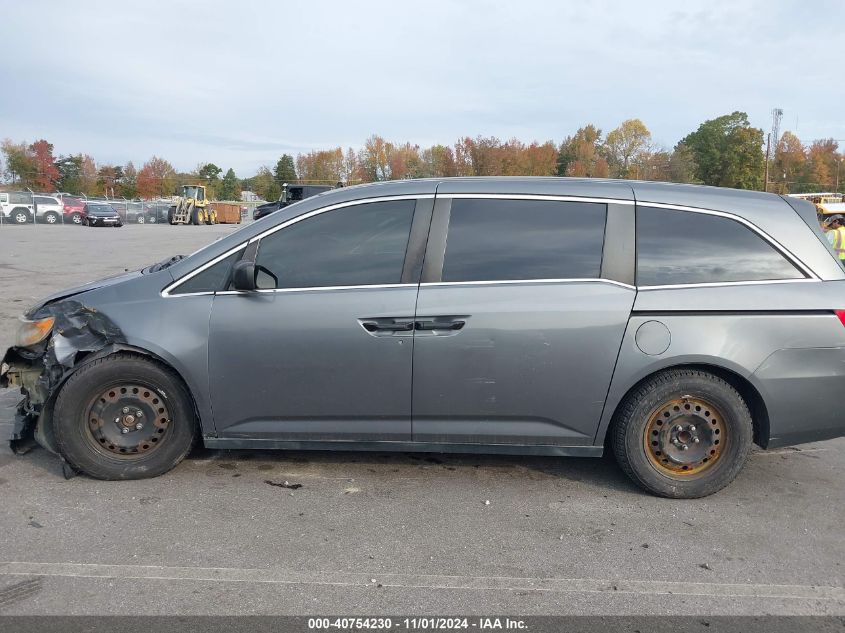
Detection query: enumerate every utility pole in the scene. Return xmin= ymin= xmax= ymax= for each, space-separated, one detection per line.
xmin=766 ymin=108 xmax=783 ymax=193
xmin=764 ymin=133 xmax=771 ymax=193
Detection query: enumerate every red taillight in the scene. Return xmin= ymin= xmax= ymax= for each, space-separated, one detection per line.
xmin=835 ymin=310 xmax=845 ymax=327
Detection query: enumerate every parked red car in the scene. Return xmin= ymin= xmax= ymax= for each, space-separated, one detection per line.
xmin=56 ymin=193 xmax=86 ymax=225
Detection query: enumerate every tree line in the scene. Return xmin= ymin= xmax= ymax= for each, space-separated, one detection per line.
xmin=2 ymin=111 xmax=842 ymax=202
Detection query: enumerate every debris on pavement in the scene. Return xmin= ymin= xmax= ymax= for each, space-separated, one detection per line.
xmin=264 ymin=479 xmax=302 ymax=490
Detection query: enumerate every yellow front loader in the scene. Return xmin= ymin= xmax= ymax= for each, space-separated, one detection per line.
xmin=167 ymin=185 xmax=218 ymax=225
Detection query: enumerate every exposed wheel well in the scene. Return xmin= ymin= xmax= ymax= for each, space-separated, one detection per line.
xmin=607 ymin=363 xmax=770 ymax=449
xmin=38 ymin=347 xmax=203 ymax=450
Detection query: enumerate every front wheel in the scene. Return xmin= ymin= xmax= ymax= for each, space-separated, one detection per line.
xmin=611 ymin=369 xmax=752 ymax=498
xmin=43 ymin=211 xmax=60 ymax=224
xmin=53 ymin=354 xmax=198 ymax=479
xmin=70 ymin=213 xmax=83 ymax=225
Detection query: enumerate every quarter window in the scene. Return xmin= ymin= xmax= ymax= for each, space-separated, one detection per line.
xmin=255 ymin=199 xmax=415 ymax=288
xmin=636 ymin=206 xmax=804 ymax=286
xmin=441 ymin=199 xmax=606 ymax=282
xmin=172 ymin=248 xmax=244 ymax=295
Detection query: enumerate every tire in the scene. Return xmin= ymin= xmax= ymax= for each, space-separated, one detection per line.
xmin=44 ymin=211 xmax=60 ymax=225
xmin=136 ymin=215 xmax=145 ymax=224
xmin=70 ymin=213 xmax=83 ymax=225
xmin=611 ymin=369 xmax=752 ymax=498
xmin=115 ymin=222 xmax=123 ymax=227
xmin=147 ymin=215 xmax=157 ymax=224
xmin=167 ymin=206 xmax=177 ymax=225
xmin=191 ymin=208 xmax=203 ymax=225
xmin=52 ymin=354 xmax=198 ymax=480
xmin=12 ymin=208 xmax=30 ymax=224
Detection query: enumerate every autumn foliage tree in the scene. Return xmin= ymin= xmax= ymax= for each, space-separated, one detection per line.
xmin=5 ymin=117 xmax=841 ymax=201
xmin=28 ymin=140 xmax=61 ymax=191
xmin=136 ymin=156 xmax=176 ymax=198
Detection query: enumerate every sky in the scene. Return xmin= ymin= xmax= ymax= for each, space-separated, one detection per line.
xmin=2 ymin=0 xmax=844 ymax=175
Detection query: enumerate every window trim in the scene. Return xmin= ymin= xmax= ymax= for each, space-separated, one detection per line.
xmin=161 ymin=194 xmax=432 ymax=298
xmin=636 ymin=202 xmax=817 ymax=288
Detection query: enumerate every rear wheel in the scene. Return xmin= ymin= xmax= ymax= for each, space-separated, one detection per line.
xmin=136 ymin=215 xmax=145 ymax=224
xmin=611 ymin=369 xmax=752 ymax=498
xmin=70 ymin=213 xmax=83 ymax=225
xmin=191 ymin=208 xmax=203 ymax=225
xmin=53 ymin=354 xmax=198 ymax=480
xmin=12 ymin=208 xmax=30 ymax=224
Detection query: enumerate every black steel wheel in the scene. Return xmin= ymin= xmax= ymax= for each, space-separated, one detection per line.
xmin=53 ymin=354 xmax=198 ymax=479
xmin=611 ymin=369 xmax=752 ymax=498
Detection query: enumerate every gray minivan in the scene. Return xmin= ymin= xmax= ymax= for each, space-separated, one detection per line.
xmin=3 ymin=178 xmax=845 ymax=497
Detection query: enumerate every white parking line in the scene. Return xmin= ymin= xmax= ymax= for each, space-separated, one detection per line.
xmin=0 ymin=562 xmax=842 ymax=602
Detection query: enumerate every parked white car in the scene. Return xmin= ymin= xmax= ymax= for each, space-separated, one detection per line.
xmin=32 ymin=195 xmax=65 ymax=224
xmin=0 ymin=192 xmax=65 ymax=224
xmin=0 ymin=191 xmax=35 ymax=224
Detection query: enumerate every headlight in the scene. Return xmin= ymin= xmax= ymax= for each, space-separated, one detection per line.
xmin=16 ymin=316 xmax=55 ymax=347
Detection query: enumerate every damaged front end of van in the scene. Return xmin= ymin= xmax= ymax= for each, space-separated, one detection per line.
xmin=1 ymin=299 xmax=126 ymax=455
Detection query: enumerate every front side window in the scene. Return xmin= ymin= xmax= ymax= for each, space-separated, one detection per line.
xmin=255 ymin=199 xmax=415 ymax=289
xmin=441 ymin=199 xmax=606 ymax=282
xmin=636 ymin=206 xmax=804 ymax=286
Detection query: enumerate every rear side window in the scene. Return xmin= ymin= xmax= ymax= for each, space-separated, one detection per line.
xmin=636 ymin=206 xmax=805 ymax=286
xmin=256 ymin=199 xmax=415 ymax=288
xmin=441 ymin=199 xmax=606 ymax=282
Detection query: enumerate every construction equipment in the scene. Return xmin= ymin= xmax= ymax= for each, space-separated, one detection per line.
xmin=167 ymin=185 xmax=218 ymax=225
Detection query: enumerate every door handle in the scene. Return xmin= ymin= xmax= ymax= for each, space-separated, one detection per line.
xmin=415 ymin=320 xmax=465 ymax=331
xmin=358 ymin=318 xmax=415 ymax=337
xmin=414 ymin=316 xmax=469 ymax=335
xmin=361 ymin=320 xmax=414 ymax=333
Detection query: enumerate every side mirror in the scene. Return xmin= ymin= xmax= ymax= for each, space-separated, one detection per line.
xmin=232 ymin=261 xmax=256 ymax=291
xmin=232 ymin=260 xmax=278 ymax=291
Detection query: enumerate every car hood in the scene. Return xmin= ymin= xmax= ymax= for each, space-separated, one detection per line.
xmin=26 ymin=270 xmax=143 ymax=316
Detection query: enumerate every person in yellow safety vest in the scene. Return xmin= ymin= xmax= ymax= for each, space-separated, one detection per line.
xmin=824 ymin=214 xmax=845 ymax=260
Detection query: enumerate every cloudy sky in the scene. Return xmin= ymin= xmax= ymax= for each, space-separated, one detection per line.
xmin=2 ymin=0 xmax=843 ymax=174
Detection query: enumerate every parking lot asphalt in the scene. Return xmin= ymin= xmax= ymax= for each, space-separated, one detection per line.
xmin=0 ymin=224 xmax=842 ymax=616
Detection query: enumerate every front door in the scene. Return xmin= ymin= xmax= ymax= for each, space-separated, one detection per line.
xmin=208 ymin=197 xmax=429 ymax=442
xmin=412 ymin=195 xmax=636 ymax=446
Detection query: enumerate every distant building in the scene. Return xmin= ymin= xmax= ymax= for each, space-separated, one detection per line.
xmin=240 ymin=190 xmax=260 ymax=202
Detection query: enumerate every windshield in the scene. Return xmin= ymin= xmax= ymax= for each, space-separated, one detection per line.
xmin=183 ymin=186 xmax=203 ymax=201
xmin=86 ymin=205 xmax=114 ymax=214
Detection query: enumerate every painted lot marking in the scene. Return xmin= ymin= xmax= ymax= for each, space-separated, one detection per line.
xmin=0 ymin=562 xmax=842 ymax=602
